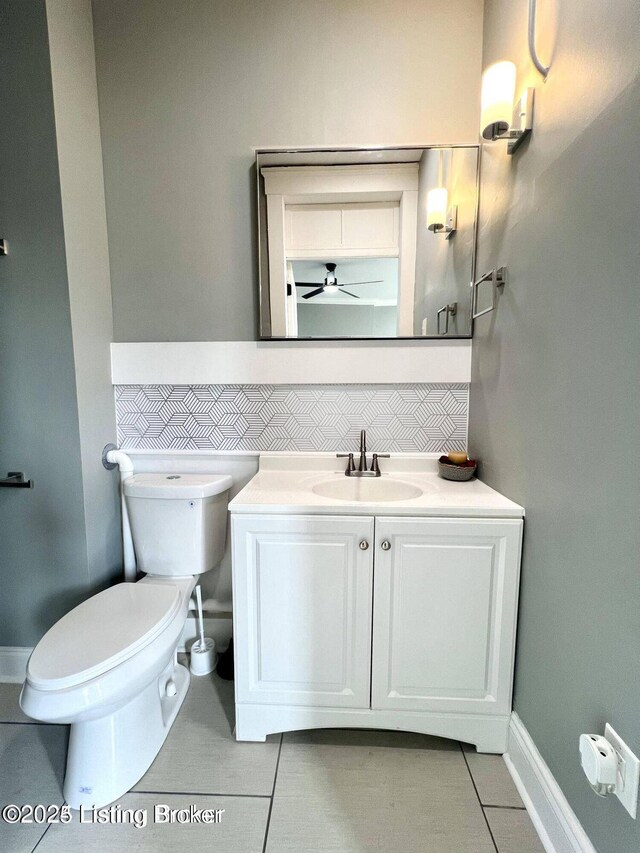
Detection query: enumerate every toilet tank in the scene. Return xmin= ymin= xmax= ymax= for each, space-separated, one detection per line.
xmin=124 ymin=473 xmax=232 ymax=576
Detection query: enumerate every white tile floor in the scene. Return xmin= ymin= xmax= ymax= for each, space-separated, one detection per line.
xmin=0 ymin=667 xmax=545 ymax=853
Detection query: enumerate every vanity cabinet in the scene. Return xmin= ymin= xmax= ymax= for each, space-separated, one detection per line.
xmin=232 ymin=513 xmax=522 ymax=752
xmin=371 ymin=518 xmax=522 ymax=717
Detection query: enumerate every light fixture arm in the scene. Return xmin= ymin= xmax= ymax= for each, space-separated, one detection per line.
xmin=528 ymin=0 xmax=549 ymax=78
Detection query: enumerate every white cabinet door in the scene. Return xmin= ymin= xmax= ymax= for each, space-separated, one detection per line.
xmin=372 ymin=517 xmax=523 ymax=716
xmin=232 ymin=514 xmax=374 ymax=708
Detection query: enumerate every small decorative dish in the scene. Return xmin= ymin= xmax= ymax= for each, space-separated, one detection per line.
xmin=438 ymin=455 xmax=477 ymax=481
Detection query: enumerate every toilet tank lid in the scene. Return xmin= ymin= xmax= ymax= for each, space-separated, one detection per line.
xmin=124 ymin=473 xmax=232 ymax=499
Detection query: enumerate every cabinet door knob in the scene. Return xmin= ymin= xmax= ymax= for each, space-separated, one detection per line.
xmin=359 ymin=540 xmax=369 ymax=551
xmin=380 ymin=540 xmax=391 ymax=551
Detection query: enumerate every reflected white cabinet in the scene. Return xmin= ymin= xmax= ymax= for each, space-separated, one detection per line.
xmin=232 ymin=513 xmax=522 ymax=752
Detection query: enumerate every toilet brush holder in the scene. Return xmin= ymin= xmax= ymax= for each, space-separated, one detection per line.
xmin=190 ymin=637 xmax=217 ymax=676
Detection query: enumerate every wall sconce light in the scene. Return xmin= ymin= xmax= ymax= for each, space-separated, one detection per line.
xmin=480 ymin=61 xmax=533 ymax=155
xmin=427 ymin=188 xmax=457 ymax=237
xmin=426 ymin=152 xmax=457 ymax=237
xmin=479 ymin=0 xmax=549 ymax=155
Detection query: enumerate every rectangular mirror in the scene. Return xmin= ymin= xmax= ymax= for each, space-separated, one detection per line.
xmin=257 ymin=146 xmax=479 ymax=340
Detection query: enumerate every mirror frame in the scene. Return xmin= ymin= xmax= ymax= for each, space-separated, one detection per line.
xmin=256 ymin=145 xmax=481 ymax=341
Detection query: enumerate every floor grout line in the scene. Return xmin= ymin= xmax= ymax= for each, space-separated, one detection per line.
xmin=261 ymin=732 xmax=283 ymax=853
xmin=483 ymin=804 xmax=527 ymax=811
xmin=459 ymin=742 xmax=500 ymax=853
xmin=4 ymin=693 xmax=527 ymax=852
xmin=133 ymin=790 xmax=272 ymax=799
xmin=30 ymin=822 xmax=52 ymax=852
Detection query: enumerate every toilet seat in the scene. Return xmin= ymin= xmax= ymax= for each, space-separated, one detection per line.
xmin=26 ymin=583 xmax=181 ymax=691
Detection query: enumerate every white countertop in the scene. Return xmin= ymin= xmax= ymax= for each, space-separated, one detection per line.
xmin=229 ymin=454 xmax=524 ymax=518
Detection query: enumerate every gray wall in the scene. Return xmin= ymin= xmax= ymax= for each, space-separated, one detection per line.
xmin=91 ymin=0 xmax=484 ymax=342
xmin=0 ymin=0 xmax=121 ymax=647
xmin=469 ymin=1 xmax=640 ymax=850
xmin=0 ymin=0 xmax=89 ymax=645
xmin=414 ymin=147 xmax=478 ymax=335
xmin=46 ymin=0 xmax=121 ymax=588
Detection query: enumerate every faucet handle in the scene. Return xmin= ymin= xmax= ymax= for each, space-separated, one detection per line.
xmin=337 ymin=453 xmax=356 ymax=473
xmin=370 ymin=453 xmax=390 ymax=475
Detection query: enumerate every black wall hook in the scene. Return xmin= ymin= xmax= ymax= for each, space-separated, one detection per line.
xmin=0 ymin=472 xmax=33 ymax=488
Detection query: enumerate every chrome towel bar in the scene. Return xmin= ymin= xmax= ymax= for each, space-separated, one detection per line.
xmin=437 ymin=302 xmax=458 ymax=335
xmin=472 ymin=267 xmax=507 ymax=320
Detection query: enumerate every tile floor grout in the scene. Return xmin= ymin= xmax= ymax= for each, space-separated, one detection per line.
xmin=261 ymin=732 xmax=283 ymax=853
xmin=134 ymin=789 xmax=273 ymax=799
xmin=484 ymin=804 xmax=527 ymax=811
xmin=30 ymin=820 xmax=51 ymax=853
xmin=3 ymin=711 xmax=59 ymax=853
xmin=459 ymin=742 xmax=500 ymax=853
xmin=2 ymin=682 xmax=540 ymax=852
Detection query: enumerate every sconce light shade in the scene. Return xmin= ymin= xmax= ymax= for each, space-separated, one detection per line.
xmin=427 ymin=187 xmax=448 ymax=232
xmin=480 ymin=61 xmax=517 ymax=140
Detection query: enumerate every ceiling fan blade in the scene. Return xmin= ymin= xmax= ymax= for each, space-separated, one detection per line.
xmin=340 ymin=280 xmax=384 ymax=286
xmin=302 ymin=287 xmax=325 ymax=299
xmin=295 ymin=282 xmax=324 ymax=287
xmin=340 ymin=290 xmax=360 ymax=298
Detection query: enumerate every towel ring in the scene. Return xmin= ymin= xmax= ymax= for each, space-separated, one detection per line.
xmin=472 ymin=267 xmax=507 ymax=319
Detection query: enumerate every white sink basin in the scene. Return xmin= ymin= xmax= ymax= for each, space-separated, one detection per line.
xmin=312 ymin=477 xmax=423 ymax=503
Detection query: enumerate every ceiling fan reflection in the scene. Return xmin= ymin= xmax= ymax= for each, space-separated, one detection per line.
xmin=295 ymin=263 xmax=383 ymax=300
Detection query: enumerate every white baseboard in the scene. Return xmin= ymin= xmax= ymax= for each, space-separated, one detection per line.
xmin=505 ymin=712 xmax=597 ymax=853
xmin=0 ymin=647 xmax=32 ymax=683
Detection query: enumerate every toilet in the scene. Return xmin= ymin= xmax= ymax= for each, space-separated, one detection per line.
xmin=20 ymin=472 xmax=231 ymax=810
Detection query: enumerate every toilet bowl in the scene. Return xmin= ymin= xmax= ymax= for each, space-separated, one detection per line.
xmin=20 ymin=472 xmax=232 ymax=810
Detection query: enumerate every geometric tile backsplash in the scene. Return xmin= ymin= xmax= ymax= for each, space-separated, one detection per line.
xmin=115 ymin=384 xmax=468 ymax=453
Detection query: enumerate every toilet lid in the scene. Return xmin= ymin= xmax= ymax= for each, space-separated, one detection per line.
xmin=26 ymin=583 xmax=181 ymax=690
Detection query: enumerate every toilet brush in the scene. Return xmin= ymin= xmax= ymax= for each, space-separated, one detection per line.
xmin=190 ymin=585 xmax=217 ymax=676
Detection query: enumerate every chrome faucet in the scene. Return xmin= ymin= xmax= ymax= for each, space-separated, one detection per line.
xmin=337 ymin=430 xmax=390 ymax=477
xmin=357 ymin=429 xmax=367 ymax=472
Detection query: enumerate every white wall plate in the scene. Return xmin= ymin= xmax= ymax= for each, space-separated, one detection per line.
xmin=605 ymin=723 xmax=640 ymax=819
